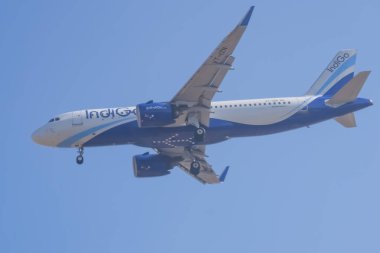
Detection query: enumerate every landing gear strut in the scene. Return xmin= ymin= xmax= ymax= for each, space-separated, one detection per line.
xmin=76 ymin=147 xmax=84 ymax=165
xmin=187 ymin=112 xmax=205 ymax=143
xmin=190 ymin=161 xmax=201 ymax=175
xmin=194 ymin=127 xmax=205 ymax=143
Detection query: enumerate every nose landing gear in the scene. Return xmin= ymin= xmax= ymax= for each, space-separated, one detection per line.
xmin=76 ymin=147 xmax=84 ymax=165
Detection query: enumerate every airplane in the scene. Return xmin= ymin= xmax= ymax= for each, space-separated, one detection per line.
xmin=32 ymin=6 xmax=373 ymax=184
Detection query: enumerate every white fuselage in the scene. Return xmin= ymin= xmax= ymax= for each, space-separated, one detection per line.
xmin=32 ymin=96 xmax=314 ymax=148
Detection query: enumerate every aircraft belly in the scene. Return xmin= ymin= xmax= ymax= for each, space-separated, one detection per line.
xmin=82 ymin=116 xmax=306 ymax=148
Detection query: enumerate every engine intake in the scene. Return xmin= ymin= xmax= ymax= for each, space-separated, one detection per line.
xmin=133 ymin=153 xmax=174 ymax=177
xmin=136 ymin=102 xmax=176 ymax=128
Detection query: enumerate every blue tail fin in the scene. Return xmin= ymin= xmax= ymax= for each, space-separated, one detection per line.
xmin=306 ymin=49 xmax=357 ymax=97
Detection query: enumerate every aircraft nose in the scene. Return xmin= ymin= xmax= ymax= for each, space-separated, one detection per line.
xmin=32 ymin=127 xmax=45 ymax=145
xmin=32 ymin=126 xmax=52 ymax=146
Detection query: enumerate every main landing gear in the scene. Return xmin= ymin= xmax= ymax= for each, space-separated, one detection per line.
xmin=194 ymin=127 xmax=205 ymax=143
xmin=190 ymin=161 xmax=201 ymax=176
xmin=187 ymin=112 xmax=206 ymax=143
xmin=76 ymin=147 xmax=84 ymax=165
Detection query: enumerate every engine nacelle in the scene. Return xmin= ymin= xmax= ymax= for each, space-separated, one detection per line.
xmin=133 ymin=153 xmax=174 ymax=178
xmin=136 ymin=102 xmax=176 ymax=128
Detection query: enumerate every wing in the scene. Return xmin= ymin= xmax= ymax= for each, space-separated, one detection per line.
xmin=170 ymin=6 xmax=254 ymax=127
xmin=156 ymin=146 xmax=229 ymax=184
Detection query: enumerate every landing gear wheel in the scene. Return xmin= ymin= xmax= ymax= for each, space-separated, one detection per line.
xmin=194 ymin=127 xmax=205 ymax=142
xmin=76 ymin=155 xmax=84 ymax=165
xmin=190 ymin=161 xmax=201 ymax=175
xmin=76 ymin=147 xmax=84 ymax=165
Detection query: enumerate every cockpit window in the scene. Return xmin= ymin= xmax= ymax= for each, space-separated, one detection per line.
xmin=48 ymin=117 xmax=60 ymax=123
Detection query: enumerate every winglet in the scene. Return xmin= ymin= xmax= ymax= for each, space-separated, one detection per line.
xmin=219 ymin=166 xmax=230 ymax=182
xmin=240 ymin=6 xmax=255 ymax=26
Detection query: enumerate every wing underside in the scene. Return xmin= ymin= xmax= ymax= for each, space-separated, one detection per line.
xmin=157 ymin=146 xmax=226 ymax=184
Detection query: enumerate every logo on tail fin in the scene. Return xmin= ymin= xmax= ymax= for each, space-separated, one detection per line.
xmin=305 ymin=49 xmax=357 ymax=96
xmin=326 ymin=53 xmax=350 ymax=73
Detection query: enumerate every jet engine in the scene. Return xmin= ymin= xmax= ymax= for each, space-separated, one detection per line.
xmin=133 ymin=153 xmax=174 ymax=177
xmin=136 ymin=102 xmax=177 ymax=128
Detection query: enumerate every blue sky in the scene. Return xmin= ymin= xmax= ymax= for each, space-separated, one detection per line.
xmin=1 ymin=0 xmax=379 ymax=252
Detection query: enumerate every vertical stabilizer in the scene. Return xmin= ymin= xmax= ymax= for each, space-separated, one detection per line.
xmin=306 ymin=49 xmax=356 ymax=96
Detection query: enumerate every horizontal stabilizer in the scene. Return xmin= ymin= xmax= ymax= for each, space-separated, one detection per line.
xmin=326 ymin=71 xmax=371 ymax=107
xmin=335 ymin=113 xmax=356 ymax=128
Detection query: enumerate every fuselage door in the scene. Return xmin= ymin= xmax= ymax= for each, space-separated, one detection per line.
xmin=72 ymin=111 xmax=83 ymax=126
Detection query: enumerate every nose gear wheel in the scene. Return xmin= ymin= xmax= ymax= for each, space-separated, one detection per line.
xmin=76 ymin=147 xmax=84 ymax=165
